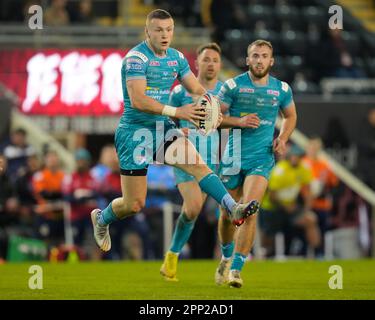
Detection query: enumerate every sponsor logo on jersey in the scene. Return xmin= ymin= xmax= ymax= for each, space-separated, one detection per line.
xmin=281 ymin=81 xmax=289 ymax=92
xmin=126 ymin=62 xmax=143 ymax=70
xmin=126 ymin=50 xmax=148 ymax=63
xmin=145 ymin=87 xmax=171 ymax=100
xmin=239 ymin=88 xmax=255 ymax=93
xmin=260 ymin=119 xmax=273 ymax=126
xmin=257 ymin=98 xmax=265 ymax=105
xmin=177 ymin=51 xmax=185 ymax=59
xmin=149 ymin=60 xmax=160 ymax=66
xmin=146 ymin=88 xmax=170 ymax=95
xmin=167 ymin=60 xmax=178 ymax=66
xmin=221 ymin=176 xmax=230 ymax=183
xmin=126 ymin=58 xmax=143 ymax=64
xmin=226 ymin=79 xmax=236 ymax=90
xmin=267 ymin=89 xmax=280 ymax=96
xmin=149 ymin=70 xmax=177 ymax=81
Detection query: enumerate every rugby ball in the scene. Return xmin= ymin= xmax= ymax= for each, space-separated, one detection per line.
xmin=196 ymin=93 xmax=220 ymax=136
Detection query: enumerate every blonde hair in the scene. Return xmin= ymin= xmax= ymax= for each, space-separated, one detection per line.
xmin=247 ymin=39 xmax=273 ymax=56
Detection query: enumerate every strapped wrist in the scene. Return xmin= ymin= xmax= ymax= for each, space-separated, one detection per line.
xmin=162 ymin=105 xmax=177 ymax=117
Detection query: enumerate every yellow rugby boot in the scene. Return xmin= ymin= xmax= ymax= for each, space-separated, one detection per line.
xmin=160 ymin=251 xmax=179 ymax=282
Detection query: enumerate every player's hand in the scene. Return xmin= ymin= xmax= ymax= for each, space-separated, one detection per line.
xmin=0 ymin=157 xmax=4 ymax=172
xmin=175 ymin=103 xmax=207 ymax=127
xmin=239 ymin=114 xmax=260 ymax=128
xmin=273 ymin=137 xmax=287 ymax=157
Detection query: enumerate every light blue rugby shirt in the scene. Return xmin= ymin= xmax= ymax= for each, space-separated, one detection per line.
xmin=120 ymin=40 xmax=192 ymax=128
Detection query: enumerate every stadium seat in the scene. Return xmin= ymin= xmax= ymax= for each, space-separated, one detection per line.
xmin=223 ymin=29 xmax=252 ymax=65
xmin=286 ymin=0 xmax=313 ymax=8
xmin=252 ymin=29 xmax=281 ymax=54
xmin=302 ymin=6 xmax=327 ymax=25
xmin=249 ymin=0 xmax=277 ymax=6
xmin=306 ymin=22 xmax=325 ymax=45
xmin=271 ymin=56 xmax=292 ymax=82
xmin=353 ymin=57 xmax=365 ymax=70
xmin=284 ymin=55 xmax=304 ymax=74
xmin=292 ymin=72 xmax=321 ymax=94
xmin=341 ymin=31 xmax=361 ymax=56
xmin=280 ymin=30 xmax=306 ymax=56
xmin=224 ymin=29 xmax=252 ymax=45
xmin=366 ymin=58 xmax=375 ymax=77
xmin=274 ymin=5 xmax=303 ymax=31
xmin=247 ymin=5 xmax=276 ymax=30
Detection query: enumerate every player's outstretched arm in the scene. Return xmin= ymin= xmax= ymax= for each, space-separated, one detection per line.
xmin=220 ymin=104 xmax=260 ymax=129
xmin=216 ymin=100 xmax=260 ymax=129
xmin=220 ymin=114 xmax=260 ymax=129
xmin=128 ymin=78 xmax=168 ymax=115
xmin=180 ymin=72 xmax=206 ymax=99
xmin=273 ymin=101 xmax=297 ymax=157
xmin=127 ymin=78 xmax=206 ymax=124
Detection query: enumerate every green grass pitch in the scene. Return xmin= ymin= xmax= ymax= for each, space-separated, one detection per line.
xmin=1 ymin=259 xmax=374 ymax=300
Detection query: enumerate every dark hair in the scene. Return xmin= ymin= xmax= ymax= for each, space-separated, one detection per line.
xmin=13 ymin=128 xmax=26 ymax=135
xmin=196 ymin=42 xmax=221 ymax=56
xmin=247 ymin=39 xmax=273 ymax=55
xmin=146 ymin=9 xmax=172 ymax=22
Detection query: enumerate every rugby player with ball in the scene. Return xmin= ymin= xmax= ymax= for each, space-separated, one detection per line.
xmin=90 ymin=10 xmax=260 ymax=271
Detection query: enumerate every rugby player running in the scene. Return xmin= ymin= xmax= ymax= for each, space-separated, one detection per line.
xmin=161 ymin=42 xmax=225 ymax=281
xmin=90 ymin=10 xmax=260 ymax=256
xmin=215 ymin=40 xmax=297 ymax=288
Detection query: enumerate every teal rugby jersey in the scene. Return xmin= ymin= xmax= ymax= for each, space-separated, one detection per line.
xmin=120 ymin=41 xmax=192 ymax=128
xmin=218 ymin=72 xmax=293 ymax=161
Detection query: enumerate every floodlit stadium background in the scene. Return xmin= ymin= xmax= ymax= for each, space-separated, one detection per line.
xmin=0 ymin=0 xmax=375 ymax=268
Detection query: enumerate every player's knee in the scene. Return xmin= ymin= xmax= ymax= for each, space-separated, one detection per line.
xmin=132 ymin=199 xmax=145 ymax=213
xmin=302 ymin=212 xmax=317 ymax=227
xmin=306 ymin=213 xmax=317 ymax=226
xmin=181 ymin=163 xmax=206 ymax=175
xmin=195 ymin=163 xmax=209 ymax=173
xmin=125 ymin=198 xmax=145 ymax=215
xmin=188 ymin=163 xmax=211 ymax=180
xmin=244 ymin=214 xmax=257 ymax=225
xmin=184 ymin=200 xmax=203 ymax=218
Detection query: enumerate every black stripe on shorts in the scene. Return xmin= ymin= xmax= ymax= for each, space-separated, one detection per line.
xmin=120 ymin=168 xmax=148 ymax=176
